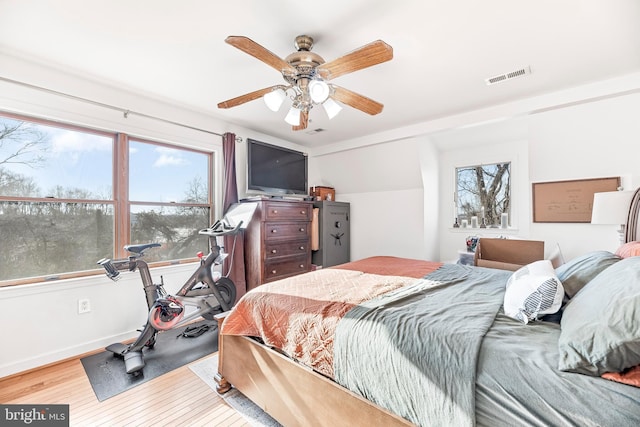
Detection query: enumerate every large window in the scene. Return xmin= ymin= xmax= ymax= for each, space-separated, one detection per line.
xmin=0 ymin=113 xmax=214 ymax=284
xmin=455 ymin=162 xmax=511 ymax=227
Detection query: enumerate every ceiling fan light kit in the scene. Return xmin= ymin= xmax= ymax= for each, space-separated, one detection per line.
xmin=218 ymin=35 xmax=393 ymax=131
xmin=263 ymin=87 xmax=286 ymax=111
xmin=308 ymin=80 xmax=330 ymax=103
xmin=322 ymin=97 xmax=342 ymax=120
xmin=284 ymin=106 xmax=302 ymax=126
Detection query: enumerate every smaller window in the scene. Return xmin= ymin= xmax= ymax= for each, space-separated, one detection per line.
xmin=455 ymin=162 xmax=511 ymax=227
xmin=127 ymin=138 xmax=212 ymax=262
xmin=129 ymin=140 xmax=209 ymax=203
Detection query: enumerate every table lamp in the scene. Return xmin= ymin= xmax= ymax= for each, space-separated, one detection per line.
xmin=591 ymin=190 xmax=634 ymax=245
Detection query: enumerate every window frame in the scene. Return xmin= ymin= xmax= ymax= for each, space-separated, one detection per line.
xmin=454 ymin=161 xmax=511 ymax=227
xmin=0 ymin=111 xmax=215 ymax=287
xmin=117 ymin=135 xmax=214 ymax=259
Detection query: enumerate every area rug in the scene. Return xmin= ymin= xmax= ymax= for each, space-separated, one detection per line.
xmin=189 ymin=354 xmax=281 ymax=427
xmin=82 ymin=320 xmax=218 ymax=401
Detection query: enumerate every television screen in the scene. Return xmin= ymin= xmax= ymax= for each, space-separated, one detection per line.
xmin=247 ymin=139 xmax=308 ymax=196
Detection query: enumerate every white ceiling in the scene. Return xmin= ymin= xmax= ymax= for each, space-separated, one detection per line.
xmin=1 ymin=0 xmax=640 ymax=147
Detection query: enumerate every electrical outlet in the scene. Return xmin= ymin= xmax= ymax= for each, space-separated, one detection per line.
xmin=78 ymin=298 xmax=91 ymax=314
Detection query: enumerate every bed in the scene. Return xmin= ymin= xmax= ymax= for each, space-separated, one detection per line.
xmin=214 ymin=251 xmax=640 ymax=426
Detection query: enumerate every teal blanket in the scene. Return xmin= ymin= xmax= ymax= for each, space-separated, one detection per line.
xmin=334 ymin=264 xmax=510 ymax=426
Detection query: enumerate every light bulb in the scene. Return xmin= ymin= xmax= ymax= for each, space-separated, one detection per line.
xmin=322 ymin=98 xmax=342 ymax=119
xmin=263 ymin=88 xmax=286 ymax=112
xmin=309 ymin=80 xmax=330 ymax=103
xmin=284 ymin=107 xmax=301 ymax=126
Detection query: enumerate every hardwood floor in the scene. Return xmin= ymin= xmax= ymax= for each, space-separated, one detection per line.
xmin=0 ymin=352 xmax=250 ymax=427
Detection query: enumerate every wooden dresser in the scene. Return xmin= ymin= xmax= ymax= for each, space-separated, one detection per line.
xmin=243 ymin=199 xmax=313 ymax=291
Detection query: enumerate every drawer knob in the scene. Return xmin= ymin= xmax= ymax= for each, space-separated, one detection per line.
xmin=299 ymin=264 xmax=304 ymax=268
xmin=271 ymin=229 xmax=277 ymax=233
xmin=299 ymin=246 xmax=304 ymax=250
xmin=301 ymin=210 xmax=306 ymax=214
xmin=272 ymin=269 xmax=277 ymax=274
xmin=299 ymin=228 xmax=305 ymax=232
xmin=271 ymin=249 xmax=277 ymax=254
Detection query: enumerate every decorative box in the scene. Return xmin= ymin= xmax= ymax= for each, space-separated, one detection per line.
xmin=310 ymin=186 xmax=335 ymax=201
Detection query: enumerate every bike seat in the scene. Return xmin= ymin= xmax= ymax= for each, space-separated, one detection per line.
xmin=124 ymin=243 xmax=161 ymax=254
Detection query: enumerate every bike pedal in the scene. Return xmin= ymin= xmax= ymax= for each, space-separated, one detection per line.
xmin=106 ymin=342 xmax=129 ymax=356
xmin=124 ymin=351 xmax=145 ymax=374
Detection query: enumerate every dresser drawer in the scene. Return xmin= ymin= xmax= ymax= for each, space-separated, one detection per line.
xmin=263 ymin=202 xmax=312 ymax=221
xmin=264 ymin=222 xmax=310 ymax=241
xmin=265 ymin=239 xmax=310 ymax=259
xmin=242 ymin=199 xmax=313 ymax=292
xmin=264 ymin=257 xmax=310 ymax=282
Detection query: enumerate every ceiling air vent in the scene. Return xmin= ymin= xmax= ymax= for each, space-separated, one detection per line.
xmin=485 ymin=66 xmax=531 ymax=85
xmin=305 ymin=128 xmax=326 ymax=135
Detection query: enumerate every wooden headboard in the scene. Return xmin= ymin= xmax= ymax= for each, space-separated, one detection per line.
xmin=625 ymin=187 xmax=640 ymax=243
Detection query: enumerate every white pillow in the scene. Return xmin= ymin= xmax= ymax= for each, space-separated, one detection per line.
xmin=504 ymin=260 xmax=565 ymax=324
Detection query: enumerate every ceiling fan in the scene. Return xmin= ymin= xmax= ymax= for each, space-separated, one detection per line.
xmin=217 ymin=35 xmax=393 ymax=131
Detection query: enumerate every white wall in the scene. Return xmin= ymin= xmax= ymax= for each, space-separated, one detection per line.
xmin=527 ymin=92 xmax=640 ymax=256
xmin=0 ymin=263 xmax=196 ymax=376
xmin=308 ymin=79 xmax=640 ymax=268
xmin=309 ymin=137 xmax=434 ymax=260
xmin=0 ymin=53 xmax=305 ymax=377
xmin=432 ymin=91 xmax=640 ymax=263
xmin=2 ymin=51 xmax=640 ymax=378
xmin=436 ymin=118 xmax=530 ymax=262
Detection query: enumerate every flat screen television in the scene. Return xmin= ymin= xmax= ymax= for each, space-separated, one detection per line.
xmin=246 ymin=139 xmax=308 ymax=197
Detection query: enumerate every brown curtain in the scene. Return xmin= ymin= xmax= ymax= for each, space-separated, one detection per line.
xmin=222 ymin=132 xmax=247 ymax=300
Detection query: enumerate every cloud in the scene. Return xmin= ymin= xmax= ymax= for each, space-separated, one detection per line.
xmin=153 ymin=146 xmax=189 ymax=167
xmin=51 ymin=129 xmax=111 ymax=154
xmin=153 ymin=153 xmax=188 ymax=167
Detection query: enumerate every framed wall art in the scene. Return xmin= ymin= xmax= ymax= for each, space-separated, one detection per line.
xmin=532 ymin=177 xmax=620 ymax=223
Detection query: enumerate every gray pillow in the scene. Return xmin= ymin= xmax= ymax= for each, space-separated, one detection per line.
xmin=558 ymin=256 xmax=640 ymax=375
xmin=555 ymin=251 xmax=620 ymax=298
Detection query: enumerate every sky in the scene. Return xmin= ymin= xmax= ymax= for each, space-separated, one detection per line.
xmin=0 ymin=117 xmax=209 ymax=204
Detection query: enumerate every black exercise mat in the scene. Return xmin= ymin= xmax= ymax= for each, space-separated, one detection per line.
xmin=81 ymin=320 xmax=218 ymax=401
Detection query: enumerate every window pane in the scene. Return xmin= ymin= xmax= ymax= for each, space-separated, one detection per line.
xmin=130 ymin=205 xmax=211 ymax=262
xmin=129 ymin=140 xmax=209 ymax=203
xmin=0 ymin=201 xmax=114 ymax=281
xmin=0 ymin=116 xmax=113 ymax=198
xmin=456 ymin=162 xmax=511 ymax=227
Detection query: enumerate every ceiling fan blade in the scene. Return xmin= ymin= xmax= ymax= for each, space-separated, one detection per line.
xmin=332 ymin=86 xmax=384 ymax=115
xmin=217 ymin=86 xmax=278 ymax=109
xmin=225 ymin=36 xmax=296 ymax=75
xmin=292 ymin=110 xmax=309 ymax=131
xmin=318 ymin=40 xmax=393 ymax=80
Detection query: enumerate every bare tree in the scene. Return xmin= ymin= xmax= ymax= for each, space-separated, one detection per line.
xmin=0 ymin=168 xmax=39 ymax=197
xmin=182 ymin=175 xmax=207 ymax=204
xmin=0 ymin=120 xmax=49 ymax=168
xmin=457 ymin=163 xmax=510 ymax=226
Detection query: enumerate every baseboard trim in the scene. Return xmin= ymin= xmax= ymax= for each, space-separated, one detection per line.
xmin=0 ymin=331 xmax=137 ymax=379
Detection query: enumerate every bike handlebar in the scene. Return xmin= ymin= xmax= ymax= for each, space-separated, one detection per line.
xmin=98 ymin=220 xmax=239 ymax=282
xmin=97 ymin=258 xmax=122 ymax=281
xmin=198 ymin=219 xmax=243 ymax=237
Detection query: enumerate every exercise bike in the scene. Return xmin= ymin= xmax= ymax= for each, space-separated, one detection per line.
xmin=97 ymin=217 xmax=243 ymax=375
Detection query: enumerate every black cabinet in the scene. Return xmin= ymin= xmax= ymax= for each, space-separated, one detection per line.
xmin=312 ymin=201 xmax=350 ymax=268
